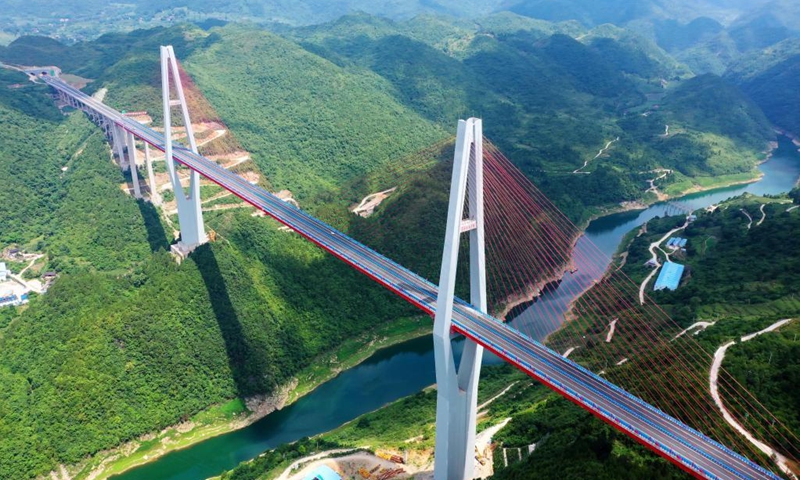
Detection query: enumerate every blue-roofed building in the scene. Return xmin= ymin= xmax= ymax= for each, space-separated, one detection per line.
xmin=667 ymin=238 xmax=677 ymax=247
xmin=304 ymin=465 xmax=342 ymax=480
xmin=654 ymin=262 xmax=685 ymax=291
xmin=678 ymin=238 xmax=688 ymax=248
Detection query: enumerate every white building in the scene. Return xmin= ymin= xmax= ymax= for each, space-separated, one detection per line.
xmin=0 ymin=262 xmax=8 ymax=282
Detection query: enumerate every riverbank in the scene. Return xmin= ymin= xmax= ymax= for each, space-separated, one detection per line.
xmin=662 ymin=170 xmax=763 ymax=198
xmin=216 ymin=365 xmax=530 ymax=480
xmin=73 ymin=136 xmax=800 ymax=480
xmin=59 ymin=316 xmax=432 ymax=480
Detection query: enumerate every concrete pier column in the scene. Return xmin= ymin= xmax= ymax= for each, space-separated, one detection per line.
xmin=126 ymin=130 xmax=142 ymax=199
xmin=144 ymin=142 xmax=161 ymax=205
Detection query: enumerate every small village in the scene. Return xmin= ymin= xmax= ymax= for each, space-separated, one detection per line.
xmin=0 ymin=246 xmax=56 ymax=308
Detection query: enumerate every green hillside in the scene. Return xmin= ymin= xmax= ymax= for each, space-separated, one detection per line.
xmin=447 ymin=198 xmax=800 ymax=476
xmin=660 ymin=74 xmax=775 ymax=156
xmin=661 ymin=0 xmax=800 ymax=74
xmin=726 ymin=38 xmax=800 ymax=136
xmin=584 ymin=193 xmax=800 ymax=459
xmin=182 ymin=25 xmax=446 ymax=203
xmin=0 ymin=35 xmax=437 ymax=477
xmin=285 ymin=13 xmax=774 ymax=221
xmin=0 ymin=13 xmax=792 ymax=479
xmin=579 ymin=24 xmax=692 ymax=79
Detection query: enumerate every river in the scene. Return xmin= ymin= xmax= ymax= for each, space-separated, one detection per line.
xmin=113 ymin=136 xmax=800 ymax=480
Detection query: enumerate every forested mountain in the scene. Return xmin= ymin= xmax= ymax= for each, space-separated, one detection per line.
xmin=657 ymin=0 xmax=800 ymax=74
xmin=725 ymin=38 xmax=800 ymax=136
xmin=0 ymin=27 xmax=440 ymax=478
xmin=0 ymin=7 xmax=795 ymax=479
xmin=0 ymin=0 xmax=501 ymax=23
xmin=282 ymin=13 xmax=773 ymax=219
xmin=4 ymin=15 xmax=776 ymax=224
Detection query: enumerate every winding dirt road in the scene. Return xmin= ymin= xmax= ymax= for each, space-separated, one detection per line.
xmin=639 ymin=218 xmax=689 ymax=305
xmin=709 ymin=319 xmax=796 ymax=479
xmin=741 ymin=208 xmax=753 ymax=230
xmin=573 ymin=137 xmax=619 ymax=174
xmin=757 ymin=204 xmax=766 ymax=226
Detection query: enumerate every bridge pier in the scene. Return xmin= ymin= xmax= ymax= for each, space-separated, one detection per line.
xmin=125 ymin=130 xmax=142 ymax=199
xmin=111 ymin=125 xmax=128 ymax=171
xmin=433 ymin=118 xmax=486 ymax=480
xmin=144 ymin=142 xmax=161 ymax=205
xmin=161 ymin=45 xmax=207 ymax=256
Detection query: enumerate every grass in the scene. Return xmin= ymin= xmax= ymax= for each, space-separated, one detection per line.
xmin=3 ymin=259 xmax=27 ymax=274
xmin=663 ymin=170 xmax=761 ymax=196
xmin=203 ymin=194 xmax=244 ymax=209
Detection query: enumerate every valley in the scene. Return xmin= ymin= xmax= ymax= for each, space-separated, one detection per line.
xmin=0 ymin=2 xmax=798 ymax=480
xmin=115 ymin=140 xmax=800 ymax=480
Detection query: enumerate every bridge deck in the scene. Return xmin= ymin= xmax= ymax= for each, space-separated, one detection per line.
xmin=43 ymin=76 xmax=780 ymax=480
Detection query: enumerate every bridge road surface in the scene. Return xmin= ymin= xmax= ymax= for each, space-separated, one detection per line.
xmin=43 ymin=75 xmax=781 ymax=480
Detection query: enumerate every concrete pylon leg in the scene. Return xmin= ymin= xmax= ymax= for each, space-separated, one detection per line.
xmin=111 ymin=126 xmax=128 ymax=171
xmin=144 ymin=143 xmax=161 ymax=205
xmin=127 ymin=131 xmax=142 ymax=199
xmin=161 ymin=44 xmax=207 ymax=254
xmin=433 ymin=118 xmax=486 ymax=480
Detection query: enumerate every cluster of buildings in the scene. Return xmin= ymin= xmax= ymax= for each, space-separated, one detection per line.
xmin=0 ymin=262 xmax=29 ymax=307
xmin=653 ymin=236 xmax=691 ymax=292
xmin=666 ymin=237 xmax=688 ymax=249
xmin=1 ymin=247 xmax=56 ymax=308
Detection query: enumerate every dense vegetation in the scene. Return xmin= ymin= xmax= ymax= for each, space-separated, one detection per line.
xmin=0 ymin=72 xmax=155 ymax=273
xmin=284 ymin=13 xmax=774 ymax=221
xmin=491 ymin=398 xmax=688 ymax=480
xmin=618 ymin=197 xmax=800 ymax=325
xmin=0 ymin=65 xmax=426 ymax=478
xmin=580 ymin=195 xmax=800 ymax=460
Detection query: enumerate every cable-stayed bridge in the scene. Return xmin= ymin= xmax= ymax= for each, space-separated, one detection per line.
xmin=29 ymin=48 xmax=789 ymax=480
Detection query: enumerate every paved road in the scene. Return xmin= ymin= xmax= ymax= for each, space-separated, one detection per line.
xmin=43 ymin=76 xmax=781 ymax=480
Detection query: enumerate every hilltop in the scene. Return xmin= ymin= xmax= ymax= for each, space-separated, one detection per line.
xmin=725 ymin=38 xmax=800 ymax=136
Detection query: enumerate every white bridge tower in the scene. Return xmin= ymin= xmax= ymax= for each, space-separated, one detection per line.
xmin=433 ymin=118 xmax=486 ymax=480
xmin=161 ymin=45 xmax=207 ymax=255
